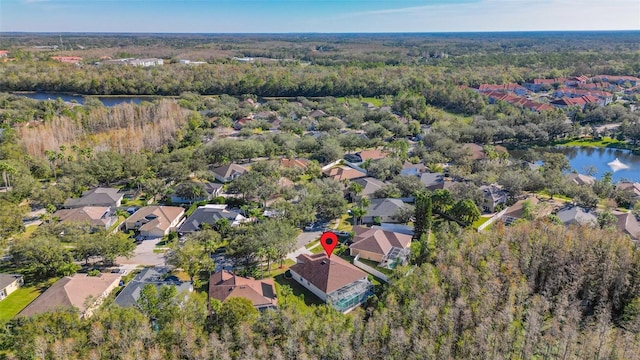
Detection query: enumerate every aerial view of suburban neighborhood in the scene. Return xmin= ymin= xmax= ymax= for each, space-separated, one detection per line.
xmin=0 ymin=1 xmax=640 ymax=358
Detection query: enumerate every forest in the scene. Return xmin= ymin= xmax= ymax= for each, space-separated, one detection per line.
xmin=1 ymin=32 xmax=640 ymax=359
xmin=1 ymin=221 xmax=640 ymax=359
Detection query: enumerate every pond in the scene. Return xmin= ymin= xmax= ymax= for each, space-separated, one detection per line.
xmin=545 ymin=146 xmax=640 ymax=183
xmin=12 ymin=92 xmax=155 ymax=107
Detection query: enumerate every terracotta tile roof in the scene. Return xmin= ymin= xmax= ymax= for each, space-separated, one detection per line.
xmin=279 ymin=158 xmax=310 ymax=169
xmin=532 ymin=78 xmax=568 ymax=85
xmin=290 ymin=253 xmax=367 ymax=294
xmin=357 ymin=149 xmax=388 ymax=161
xmin=323 ymin=166 xmax=367 ymax=181
xmin=19 ymin=273 xmax=121 ymax=317
xmin=208 ymin=270 xmax=277 ymax=308
xmin=350 ymin=226 xmax=412 ymax=257
xmin=51 ymin=56 xmax=83 ymax=63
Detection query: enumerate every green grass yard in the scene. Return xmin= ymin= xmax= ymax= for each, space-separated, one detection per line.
xmin=472 ymin=216 xmax=492 ymax=230
xmin=0 ymin=278 xmax=58 ymax=321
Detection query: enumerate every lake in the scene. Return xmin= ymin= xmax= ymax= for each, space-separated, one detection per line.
xmin=13 ymin=92 xmax=155 ymax=107
xmin=547 ymin=147 xmax=640 ymax=183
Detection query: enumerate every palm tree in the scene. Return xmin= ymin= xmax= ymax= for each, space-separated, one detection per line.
xmin=44 ymin=150 xmax=58 ymax=181
xmin=351 ymin=206 xmax=367 ymax=226
xmin=0 ymin=161 xmax=16 ymax=189
xmin=348 ymin=181 xmax=363 ymax=203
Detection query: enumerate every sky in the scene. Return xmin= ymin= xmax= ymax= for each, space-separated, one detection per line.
xmin=0 ymin=0 xmax=639 ymax=33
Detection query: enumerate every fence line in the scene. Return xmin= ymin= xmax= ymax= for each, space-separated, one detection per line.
xmin=477 ymin=208 xmax=508 ymax=232
xmin=353 ymin=254 xmax=389 ymax=283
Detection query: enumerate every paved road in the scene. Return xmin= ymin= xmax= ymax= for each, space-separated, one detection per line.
xmin=116 ymin=238 xmax=166 ymax=266
xmin=295 ymin=231 xmax=322 ymax=248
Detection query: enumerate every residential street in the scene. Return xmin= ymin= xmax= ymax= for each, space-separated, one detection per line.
xmin=116 ymin=238 xmax=166 ymax=266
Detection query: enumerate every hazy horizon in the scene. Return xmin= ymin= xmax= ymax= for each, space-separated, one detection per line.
xmin=1 ymin=0 xmax=638 ymax=33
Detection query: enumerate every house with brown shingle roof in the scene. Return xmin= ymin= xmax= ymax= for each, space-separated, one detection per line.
xmin=350 ymin=226 xmax=412 ymax=267
xmin=124 ymin=206 xmax=185 ymax=238
xmin=209 ymin=270 xmax=277 ymax=311
xmin=501 ymin=197 xmax=540 ymax=225
xmin=289 ymin=253 xmax=373 ymax=313
xmin=19 ymin=273 xmax=121 ymax=318
xmin=356 ymin=149 xmax=388 ymax=162
xmin=323 ymin=166 xmax=367 ymax=182
xmin=52 ymin=206 xmax=117 ymax=230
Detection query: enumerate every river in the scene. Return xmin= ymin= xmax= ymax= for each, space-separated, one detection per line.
xmin=12 ymin=92 xmax=156 ymax=107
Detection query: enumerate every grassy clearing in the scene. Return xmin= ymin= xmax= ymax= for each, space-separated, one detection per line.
xmin=554 ymin=137 xmax=631 ymax=149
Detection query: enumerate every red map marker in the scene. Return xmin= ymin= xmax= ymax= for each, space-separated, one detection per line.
xmin=320 ymin=231 xmax=338 ymax=258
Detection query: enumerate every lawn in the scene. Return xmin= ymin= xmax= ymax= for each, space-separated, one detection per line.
xmin=13 ymin=224 xmax=39 ymax=241
xmin=358 ymin=258 xmax=393 ymax=277
xmin=554 ymin=136 xmax=631 ymax=149
xmin=472 ymin=216 xmax=492 ymax=230
xmin=262 ymin=259 xmax=295 ymax=278
xmin=336 ymin=97 xmax=385 ymax=107
xmin=305 ymin=239 xmax=320 ymax=250
xmin=0 ymin=277 xmax=58 ymax=321
xmin=335 ymin=213 xmax=354 ymax=232
xmin=274 ymin=273 xmax=324 ymax=308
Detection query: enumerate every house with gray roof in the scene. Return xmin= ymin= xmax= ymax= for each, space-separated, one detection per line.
xmin=178 ymin=204 xmax=246 ymax=234
xmin=211 ymin=164 xmax=248 ymax=183
xmin=556 ymin=206 xmax=597 ymax=227
xmin=479 ymin=184 xmax=508 ymax=213
xmin=613 ymin=211 xmax=640 ymax=241
xmin=114 ymin=267 xmax=192 ymax=308
xmin=63 ymin=187 xmax=123 ymax=209
xmin=363 ymin=198 xmax=408 ymax=224
xmin=0 ymin=274 xmax=23 ymax=301
xmin=419 ymin=172 xmax=445 ymax=190
xmin=400 ymin=161 xmax=428 ymax=176
xmin=170 ymin=181 xmax=223 ymax=204
xmin=566 ymin=173 xmax=596 ymax=186
xmin=348 ymin=177 xmax=386 ymax=201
